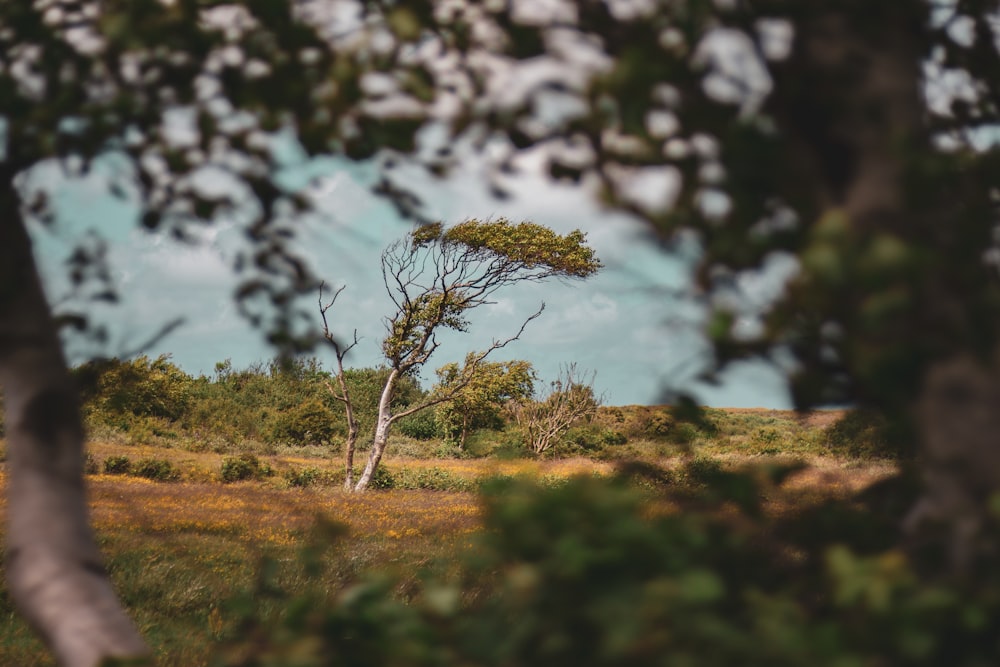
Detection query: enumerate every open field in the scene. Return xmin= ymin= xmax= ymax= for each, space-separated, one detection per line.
xmin=0 ymin=408 xmax=903 ymax=665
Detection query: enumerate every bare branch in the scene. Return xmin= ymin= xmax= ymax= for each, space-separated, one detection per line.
xmin=388 ymin=304 xmax=545 ymax=423
xmin=511 ymin=363 xmax=602 ymax=454
xmin=117 ymin=316 xmax=186 ymax=360
xmin=318 ymin=280 xmax=361 ymax=362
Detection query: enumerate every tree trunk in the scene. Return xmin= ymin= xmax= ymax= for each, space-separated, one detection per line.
xmin=0 ymin=200 xmax=149 ymax=665
xmin=354 ymin=369 xmax=399 ymax=491
xmin=903 ymin=354 xmax=1000 ymax=568
xmin=343 ymin=416 xmax=359 ymax=491
xmin=459 ymin=412 xmax=469 ymax=450
xmin=776 ymin=3 xmax=1000 ymax=565
xmin=336 ymin=376 xmax=359 ymax=492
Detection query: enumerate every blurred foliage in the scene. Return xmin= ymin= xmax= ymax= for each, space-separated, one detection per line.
xmin=212 ymin=468 xmax=1000 ymax=667
xmin=825 ymin=410 xmax=914 ymax=460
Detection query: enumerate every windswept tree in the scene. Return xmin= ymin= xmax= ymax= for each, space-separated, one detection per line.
xmin=434 ymin=354 xmax=535 ymax=449
xmin=511 ymin=363 xmax=602 ymax=455
xmin=326 ymin=218 xmax=600 ymax=491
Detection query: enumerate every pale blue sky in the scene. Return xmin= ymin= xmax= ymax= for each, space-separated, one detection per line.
xmin=27 ymin=152 xmax=794 ymax=408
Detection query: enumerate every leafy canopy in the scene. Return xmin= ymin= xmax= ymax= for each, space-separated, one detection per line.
xmin=381 ymin=219 xmax=599 ymax=370
xmin=412 ymin=219 xmax=602 ymax=279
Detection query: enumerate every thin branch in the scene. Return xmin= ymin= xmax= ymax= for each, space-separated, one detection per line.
xmin=318 ymin=280 xmax=361 ymax=361
xmin=118 ymin=317 xmax=186 ymax=359
xmin=388 ymin=304 xmax=545 ymax=423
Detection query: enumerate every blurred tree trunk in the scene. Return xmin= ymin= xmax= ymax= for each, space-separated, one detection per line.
xmin=770 ymin=2 xmax=1000 ymax=564
xmin=0 ymin=183 xmax=148 ymax=666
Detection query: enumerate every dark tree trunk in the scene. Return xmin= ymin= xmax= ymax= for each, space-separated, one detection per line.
xmin=771 ymin=2 xmax=1000 ymax=566
xmin=0 ymin=190 xmax=148 ymax=666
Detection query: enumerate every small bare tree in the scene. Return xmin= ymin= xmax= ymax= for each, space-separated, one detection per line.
xmin=318 ymin=283 xmax=362 ymax=491
xmin=512 ymin=364 xmax=601 ymax=454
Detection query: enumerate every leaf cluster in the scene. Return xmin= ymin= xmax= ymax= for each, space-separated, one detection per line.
xmin=440 ymin=220 xmax=602 ymax=279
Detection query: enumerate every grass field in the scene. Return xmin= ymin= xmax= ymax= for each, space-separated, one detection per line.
xmin=0 ymin=408 xmax=900 ymax=665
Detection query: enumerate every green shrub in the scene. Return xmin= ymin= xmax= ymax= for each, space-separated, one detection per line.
xmin=601 ymin=429 xmax=628 ymax=446
xmin=269 ymin=398 xmax=340 ymax=447
xmin=683 ymin=456 xmax=725 ymax=482
xmin=133 ymin=457 xmax=181 ymax=482
xmin=393 ymin=467 xmax=472 ymax=492
xmin=366 ymin=465 xmax=396 ymax=490
xmin=558 ymin=425 xmax=630 ymax=455
xmin=285 ymin=467 xmax=341 ymax=488
xmin=103 ymin=455 xmax=131 ymax=475
xmin=752 ymin=426 xmax=782 ymax=446
xmin=282 ymin=465 xmax=396 ymax=490
xmin=285 ymin=467 xmax=320 ymax=488
xmin=396 ymin=410 xmax=439 ymax=440
xmin=75 ymin=355 xmax=193 ymax=424
xmin=595 ymin=406 xmax=675 ymax=441
xmin=221 ymin=454 xmax=274 ymax=483
xmin=560 ymin=425 xmax=603 ymax=452
xmin=669 ymin=422 xmax=703 ymax=446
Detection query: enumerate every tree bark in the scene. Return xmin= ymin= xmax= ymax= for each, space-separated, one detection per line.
xmin=324 ymin=375 xmax=359 ymax=491
xmin=353 ymin=369 xmax=399 ymax=491
xmin=774 ymin=3 xmax=1000 ymax=565
xmin=0 ymin=199 xmax=149 ymax=666
xmin=342 ymin=402 xmax=359 ymax=491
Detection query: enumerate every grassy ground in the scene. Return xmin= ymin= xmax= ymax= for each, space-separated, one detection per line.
xmin=0 ymin=408 xmax=898 ymax=665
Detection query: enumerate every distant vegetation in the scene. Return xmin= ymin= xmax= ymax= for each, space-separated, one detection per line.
xmin=57 ymin=354 xmax=906 ymax=473
xmin=71 ymin=355 xmax=427 ymax=453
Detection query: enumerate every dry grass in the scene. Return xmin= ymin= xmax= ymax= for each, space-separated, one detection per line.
xmin=0 ymin=423 xmax=901 ymax=667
